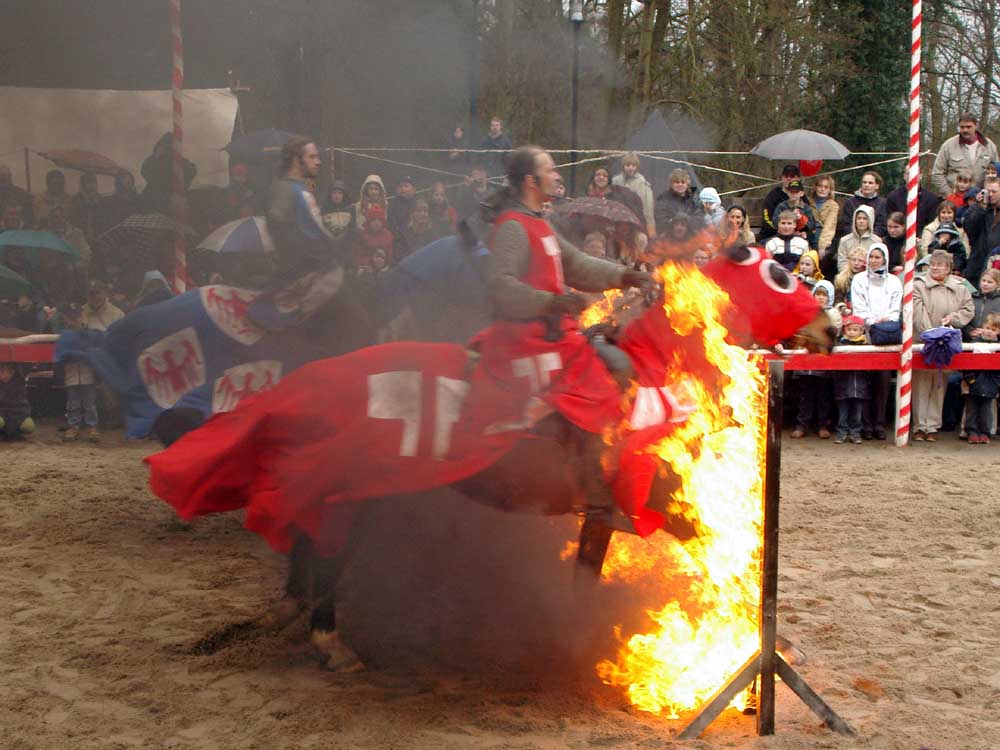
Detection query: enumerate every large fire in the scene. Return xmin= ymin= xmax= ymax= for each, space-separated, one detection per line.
xmin=588 ymin=262 xmax=768 ymax=719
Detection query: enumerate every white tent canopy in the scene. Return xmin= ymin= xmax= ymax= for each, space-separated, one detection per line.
xmin=0 ymin=86 xmax=238 ymax=193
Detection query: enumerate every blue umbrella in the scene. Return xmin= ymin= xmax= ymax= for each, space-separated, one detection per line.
xmin=0 ymin=230 xmax=80 ymax=259
xmin=197 ymin=217 xmax=273 ymax=255
xmin=224 ymin=128 xmax=295 ymax=163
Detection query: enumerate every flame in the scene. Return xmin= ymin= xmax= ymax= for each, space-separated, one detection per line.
xmin=595 ymin=262 xmax=768 ymax=719
xmin=579 ymin=289 xmax=624 ymax=329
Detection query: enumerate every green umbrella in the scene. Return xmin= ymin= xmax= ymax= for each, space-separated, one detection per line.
xmin=0 ymin=230 xmax=80 ymax=259
xmin=0 ymin=264 xmax=31 ymax=299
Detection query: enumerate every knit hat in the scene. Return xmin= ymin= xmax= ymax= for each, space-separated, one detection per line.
xmin=365 ymin=204 xmax=386 ymax=222
xmin=843 ymin=315 xmax=866 ymax=328
xmin=935 ymin=222 xmax=960 ymax=238
xmin=965 ymin=186 xmax=981 ymax=202
xmin=330 ymin=179 xmax=347 ymax=193
xmin=699 ymin=187 xmax=722 ymax=206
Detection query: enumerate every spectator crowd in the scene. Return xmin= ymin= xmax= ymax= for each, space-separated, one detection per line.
xmin=2 ymin=112 xmax=1000 ymax=445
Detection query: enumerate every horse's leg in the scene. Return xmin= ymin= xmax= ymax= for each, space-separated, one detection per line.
xmin=188 ymin=533 xmax=308 ymax=655
xmin=255 ymin=533 xmax=310 ymax=629
xmin=308 ymin=548 xmax=364 ymax=672
xmin=575 ymin=518 xmax=614 ymax=580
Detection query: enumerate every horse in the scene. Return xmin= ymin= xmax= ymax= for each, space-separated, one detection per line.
xmin=147 ymin=243 xmax=835 ymax=671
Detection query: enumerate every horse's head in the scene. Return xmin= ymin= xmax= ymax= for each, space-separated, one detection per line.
xmin=702 ymin=244 xmax=835 ymax=354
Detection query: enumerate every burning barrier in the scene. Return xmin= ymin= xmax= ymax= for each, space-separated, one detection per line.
xmin=584 ymin=263 xmax=767 ymax=718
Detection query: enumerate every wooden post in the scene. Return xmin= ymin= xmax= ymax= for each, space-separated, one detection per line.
xmin=757 ymin=360 xmax=783 ymax=734
xmin=678 ymin=356 xmax=853 ymax=739
xmin=23 ymin=147 xmax=31 ymax=194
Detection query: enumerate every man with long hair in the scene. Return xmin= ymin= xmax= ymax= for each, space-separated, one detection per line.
xmin=250 ymin=136 xmax=346 ymax=331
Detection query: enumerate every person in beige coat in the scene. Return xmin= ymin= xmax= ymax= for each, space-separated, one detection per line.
xmin=911 ymin=250 xmax=975 ymax=440
xmin=930 ymin=114 xmax=999 ymax=194
xmin=811 ymin=175 xmax=840 ymax=258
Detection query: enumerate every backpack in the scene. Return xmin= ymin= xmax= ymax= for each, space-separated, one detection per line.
xmin=919 ymin=326 xmax=962 ymax=369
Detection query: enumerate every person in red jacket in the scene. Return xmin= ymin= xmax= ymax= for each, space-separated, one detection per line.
xmin=353 ymin=204 xmax=394 ymax=271
xmin=473 ymin=145 xmax=652 ymax=512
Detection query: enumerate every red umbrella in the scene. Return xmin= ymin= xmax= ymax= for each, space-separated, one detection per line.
xmin=38 ymin=149 xmax=127 ymax=176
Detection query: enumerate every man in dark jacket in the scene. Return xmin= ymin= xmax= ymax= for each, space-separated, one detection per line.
xmin=653 ymin=167 xmax=700 ymax=233
xmin=0 ymin=164 xmax=33 ymax=226
xmin=963 ymin=177 xmax=1000 ymax=287
xmin=885 ymin=184 xmax=939 ymax=236
xmin=758 ymin=164 xmax=801 ymax=242
xmin=140 ymin=133 xmax=197 ymax=213
xmin=479 ymin=117 xmax=513 ymax=178
xmin=837 ymin=171 xmax=888 ymax=239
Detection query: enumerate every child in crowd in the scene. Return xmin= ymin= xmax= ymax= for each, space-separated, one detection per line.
xmin=582 ymin=231 xmax=608 ymax=258
xmin=772 ymin=179 xmax=818 ymax=247
xmin=698 ymin=187 xmax=726 ymax=231
xmin=926 ymin=223 xmax=967 ymax=275
xmin=921 ymin=200 xmax=968 ymax=256
xmin=943 ymin=170 xmax=973 ymax=215
xmin=833 ymin=247 xmax=867 ymax=305
xmin=0 ymin=363 xmax=35 ymax=440
xmin=882 ymin=211 xmax=906 ymax=274
xmin=962 ymin=269 xmax=1000 ymax=442
xmin=61 ymin=304 xmax=100 ymax=442
xmin=793 ymin=250 xmax=823 ymax=288
xmin=792 ymin=280 xmax=840 ymax=439
xmin=835 ymin=205 xmax=880 ymax=273
xmin=961 ymin=187 xmax=980 ymax=226
xmin=963 ymin=311 xmax=1000 ymax=444
xmin=354 ymin=204 xmax=394 ymax=271
xmin=765 ymin=210 xmax=810 ymax=271
xmin=832 ymin=315 xmax=871 ymax=444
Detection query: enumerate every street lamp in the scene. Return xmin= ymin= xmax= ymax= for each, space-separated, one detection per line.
xmin=569 ymin=0 xmax=584 ymax=195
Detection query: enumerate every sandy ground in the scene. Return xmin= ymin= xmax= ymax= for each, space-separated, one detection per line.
xmin=1 ymin=422 xmax=998 ymax=750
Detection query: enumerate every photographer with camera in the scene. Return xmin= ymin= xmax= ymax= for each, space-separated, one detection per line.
xmin=964 ymin=177 xmax=1000 ymax=287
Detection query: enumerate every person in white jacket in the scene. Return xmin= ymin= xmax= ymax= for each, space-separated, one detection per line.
xmin=850 ymin=242 xmax=902 ymax=440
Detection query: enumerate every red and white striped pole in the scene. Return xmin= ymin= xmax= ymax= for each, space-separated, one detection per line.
xmin=895 ymin=0 xmax=922 ymax=447
xmin=170 ymin=0 xmax=187 ymax=294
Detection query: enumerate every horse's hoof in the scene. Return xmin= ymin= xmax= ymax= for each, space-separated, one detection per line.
xmin=311 ymin=629 xmax=364 ymax=673
xmin=256 ymin=596 xmax=304 ymax=630
xmin=776 ymin=634 xmax=807 ymax=666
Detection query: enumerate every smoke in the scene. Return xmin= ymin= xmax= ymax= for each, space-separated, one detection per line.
xmin=334 ymin=487 xmax=685 ymax=683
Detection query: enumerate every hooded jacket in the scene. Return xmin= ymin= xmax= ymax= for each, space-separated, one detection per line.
xmin=794 ymin=250 xmax=824 ymax=283
xmin=850 ymin=243 xmax=902 ymax=326
xmin=353 ymin=174 xmax=388 ymax=231
xmin=697 ymin=188 xmax=726 ymax=231
xmin=926 ymin=226 xmax=968 ymax=274
xmin=812 ymin=280 xmax=841 ymax=333
xmin=836 ymin=205 xmax=880 ymax=273
xmin=837 ymin=189 xmax=888 ymax=239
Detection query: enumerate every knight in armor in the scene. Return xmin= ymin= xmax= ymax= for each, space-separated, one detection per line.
xmin=476 ymin=145 xmax=653 ymax=512
xmin=249 ymin=136 xmax=347 ymax=331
